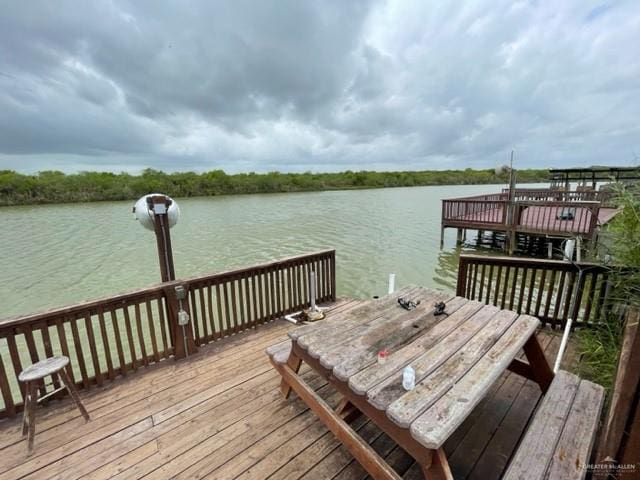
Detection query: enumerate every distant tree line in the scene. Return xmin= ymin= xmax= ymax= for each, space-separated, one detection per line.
xmin=0 ymin=168 xmax=549 ymax=206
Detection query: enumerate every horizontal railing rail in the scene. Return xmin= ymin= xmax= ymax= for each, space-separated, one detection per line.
xmin=0 ymin=249 xmax=336 ymax=419
xmin=500 ymin=188 xmax=616 ymax=206
xmin=454 ymin=193 xmax=508 ymax=201
xmin=456 ymin=254 xmax=614 ymax=328
xmin=446 ymin=189 xmax=616 ymax=206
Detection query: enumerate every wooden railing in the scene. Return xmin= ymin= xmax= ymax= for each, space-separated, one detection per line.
xmin=441 ymin=199 xmax=508 ymax=227
xmin=183 ymin=250 xmax=335 ymax=346
xmin=456 ymin=254 xmax=613 ymax=328
xmin=442 ymin=191 xmax=607 ymax=239
xmin=501 ymin=188 xmax=615 ymax=206
xmin=0 ymin=249 xmax=335 ymax=419
xmin=457 ymin=193 xmax=507 ymax=202
xmin=443 ymin=190 xmax=609 ymax=203
xmin=513 ymin=200 xmax=601 ymax=236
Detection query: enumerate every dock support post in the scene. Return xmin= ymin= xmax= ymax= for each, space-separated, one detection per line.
xmin=456 ymin=228 xmax=463 ymax=245
xmin=587 ymin=233 xmax=595 ymax=256
xmin=440 ymin=228 xmax=445 ymax=249
xmin=576 ymin=237 xmax=582 ymax=263
xmin=506 ymin=230 xmax=516 ymax=255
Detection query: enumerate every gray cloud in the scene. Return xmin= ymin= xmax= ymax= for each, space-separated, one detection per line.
xmin=0 ymin=0 xmax=639 ymax=173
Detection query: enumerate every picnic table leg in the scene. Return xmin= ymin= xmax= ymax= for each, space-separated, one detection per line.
xmin=335 ymin=397 xmax=361 ymax=423
xmin=279 ymin=350 xmax=302 ymax=399
xmin=420 ymin=448 xmax=453 ymax=480
xmin=522 ymin=334 xmax=554 ymax=393
xmin=275 ymin=360 xmax=403 ymax=480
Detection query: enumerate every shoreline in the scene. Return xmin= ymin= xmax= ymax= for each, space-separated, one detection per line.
xmin=0 ymin=170 xmax=548 ymax=207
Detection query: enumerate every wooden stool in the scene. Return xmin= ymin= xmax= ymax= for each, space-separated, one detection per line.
xmin=19 ymin=356 xmax=90 ymax=454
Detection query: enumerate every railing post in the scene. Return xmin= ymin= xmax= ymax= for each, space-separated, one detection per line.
xmin=163 ymin=282 xmax=198 ymax=360
xmin=589 ymin=203 xmax=600 ymax=242
xmin=440 ymin=200 xmax=445 ymax=249
xmin=0 ymin=354 xmax=15 ymax=417
xmin=456 ymin=257 xmax=468 ymax=297
xmin=330 ymin=251 xmax=337 ymax=301
xmin=571 ymin=269 xmax=587 ymax=323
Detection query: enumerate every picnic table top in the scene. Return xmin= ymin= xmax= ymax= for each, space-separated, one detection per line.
xmin=283 ymin=286 xmax=540 ymax=449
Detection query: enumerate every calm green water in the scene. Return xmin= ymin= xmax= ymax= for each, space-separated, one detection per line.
xmin=0 ymin=184 xmax=517 ymax=319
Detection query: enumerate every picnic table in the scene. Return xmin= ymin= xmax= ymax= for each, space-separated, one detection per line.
xmin=267 ymin=286 xmax=554 ymax=480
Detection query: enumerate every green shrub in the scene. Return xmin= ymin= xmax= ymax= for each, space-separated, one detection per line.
xmin=577 ymin=184 xmax=640 ymax=389
xmin=0 ymin=168 xmax=549 ymax=206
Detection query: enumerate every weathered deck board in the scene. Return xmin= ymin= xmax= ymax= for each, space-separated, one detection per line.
xmin=0 ymin=298 xmax=577 ymax=480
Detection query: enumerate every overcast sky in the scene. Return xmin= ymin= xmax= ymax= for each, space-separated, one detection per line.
xmin=1 ymin=1 xmax=639 ymax=174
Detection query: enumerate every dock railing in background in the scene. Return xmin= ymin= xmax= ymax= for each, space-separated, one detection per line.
xmin=456 ymin=254 xmax=614 ymax=328
xmin=441 ymin=198 xmax=509 ymax=228
xmin=513 ymin=200 xmax=601 ymax=236
xmin=0 ymin=249 xmax=335 ymax=419
xmin=501 ymin=188 xmax=616 ymax=206
xmin=441 ymin=189 xmax=610 ymax=241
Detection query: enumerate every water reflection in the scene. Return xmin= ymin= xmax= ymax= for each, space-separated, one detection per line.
xmin=433 ymin=246 xmax=463 ymax=292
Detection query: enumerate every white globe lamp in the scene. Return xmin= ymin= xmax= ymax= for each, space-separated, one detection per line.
xmin=132 ymin=193 xmax=181 ymax=282
xmin=133 ymin=193 xmax=181 ymax=230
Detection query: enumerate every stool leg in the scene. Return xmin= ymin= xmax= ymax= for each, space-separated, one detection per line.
xmin=26 ymin=382 xmax=38 ymax=455
xmin=59 ymin=369 xmax=90 ymax=422
xmin=21 ymin=381 xmax=29 ymax=436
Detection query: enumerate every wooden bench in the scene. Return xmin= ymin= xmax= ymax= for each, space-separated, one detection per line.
xmin=503 ymin=370 xmax=605 ymax=480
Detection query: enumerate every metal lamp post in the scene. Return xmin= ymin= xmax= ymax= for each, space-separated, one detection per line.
xmin=133 ymin=193 xmax=181 ymax=282
xmin=133 ymin=193 xmax=197 ymax=358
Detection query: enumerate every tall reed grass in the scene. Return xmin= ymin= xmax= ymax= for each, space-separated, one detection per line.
xmin=577 ymin=184 xmax=639 ymax=389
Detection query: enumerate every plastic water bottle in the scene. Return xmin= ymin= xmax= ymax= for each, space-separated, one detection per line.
xmin=402 ymin=366 xmax=415 ymax=391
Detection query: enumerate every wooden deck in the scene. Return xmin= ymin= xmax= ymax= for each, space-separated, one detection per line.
xmin=0 ymin=298 xmax=578 ymax=480
xmin=447 ymin=205 xmax=618 ymax=235
xmin=440 ymin=190 xmax=621 ymax=252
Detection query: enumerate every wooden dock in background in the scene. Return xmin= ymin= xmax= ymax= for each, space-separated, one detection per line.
xmin=440 ymin=188 xmax=620 ymax=253
xmin=0 ymin=298 xmax=578 ymax=480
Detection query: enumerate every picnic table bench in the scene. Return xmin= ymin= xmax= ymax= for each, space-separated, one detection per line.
xmin=267 ymin=286 xmax=603 ymax=479
xmin=504 ymin=370 xmax=604 ymax=480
